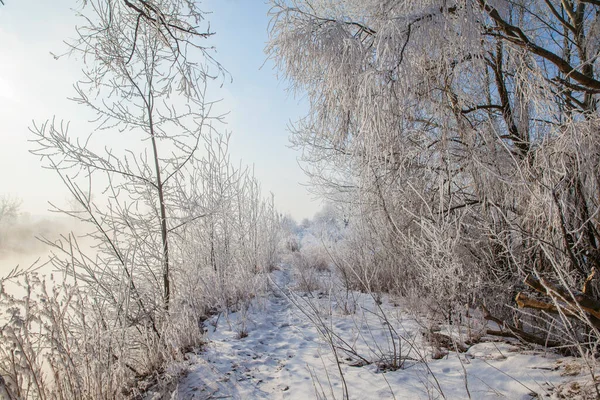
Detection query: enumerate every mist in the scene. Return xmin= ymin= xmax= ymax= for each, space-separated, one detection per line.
xmin=0 ymin=212 xmax=89 ymax=279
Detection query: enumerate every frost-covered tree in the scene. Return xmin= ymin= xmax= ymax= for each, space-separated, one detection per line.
xmin=30 ymin=0 xmax=222 ymax=318
xmin=269 ymin=0 xmax=600 ymax=347
xmin=0 ymin=195 xmax=20 ymax=225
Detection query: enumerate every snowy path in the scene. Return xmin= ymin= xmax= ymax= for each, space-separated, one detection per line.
xmin=174 ymin=266 xmax=333 ymax=399
xmin=171 ymin=266 xmax=595 ymax=399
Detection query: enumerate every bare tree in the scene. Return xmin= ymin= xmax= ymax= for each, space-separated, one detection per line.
xmin=31 ymin=0 xmax=223 ymax=314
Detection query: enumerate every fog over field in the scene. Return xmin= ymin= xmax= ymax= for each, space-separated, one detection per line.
xmin=0 ymin=211 xmax=94 ymax=280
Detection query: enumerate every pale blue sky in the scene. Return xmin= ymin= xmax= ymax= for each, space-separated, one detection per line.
xmin=0 ymin=0 xmax=319 ymax=220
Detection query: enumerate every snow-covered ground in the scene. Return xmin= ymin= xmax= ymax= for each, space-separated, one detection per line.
xmin=158 ymin=265 xmax=598 ymax=399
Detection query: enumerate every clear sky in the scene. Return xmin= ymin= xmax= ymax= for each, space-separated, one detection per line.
xmin=0 ymin=0 xmax=321 ymax=221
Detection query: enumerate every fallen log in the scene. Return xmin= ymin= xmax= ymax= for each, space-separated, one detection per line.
xmin=481 ymin=305 xmax=561 ymax=348
xmin=520 ymin=272 xmax=600 ymax=328
xmin=515 ymin=292 xmax=578 ymax=318
xmin=524 ymin=274 xmax=600 ymax=317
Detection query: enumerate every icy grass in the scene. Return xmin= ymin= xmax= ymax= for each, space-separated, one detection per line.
xmin=154 ymin=265 xmax=595 ymax=400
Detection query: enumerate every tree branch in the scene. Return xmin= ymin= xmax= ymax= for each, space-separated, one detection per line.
xmin=481 ymin=0 xmax=600 ymax=91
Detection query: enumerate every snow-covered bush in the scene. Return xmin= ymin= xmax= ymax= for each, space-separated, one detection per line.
xmin=290 ymin=252 xmax=322 ymax=292
xmin=298 ymin=232 xmax=330 ymax=272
